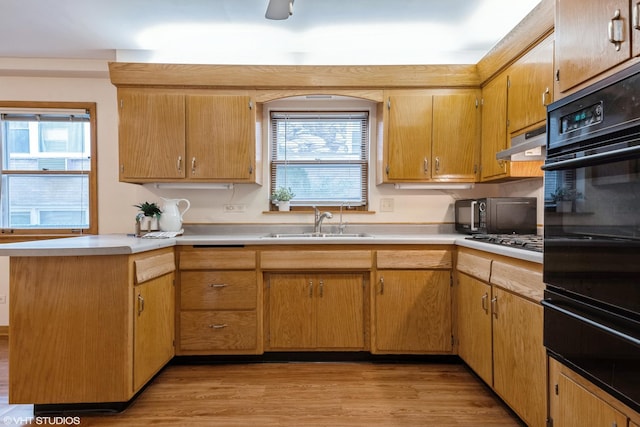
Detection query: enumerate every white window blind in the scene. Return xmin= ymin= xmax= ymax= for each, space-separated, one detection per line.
xmin=270 ymin=111 xmax=369 ymax=207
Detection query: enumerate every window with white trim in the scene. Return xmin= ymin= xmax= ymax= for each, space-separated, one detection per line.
xmin=0 ymin=102 xmax=97 ymax=234
xmin=270 ymin=111 xmax=369 ymax=210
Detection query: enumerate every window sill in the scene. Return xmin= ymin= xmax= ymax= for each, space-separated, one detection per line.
xmin=262 ymin=210 xmax=376 ymax=215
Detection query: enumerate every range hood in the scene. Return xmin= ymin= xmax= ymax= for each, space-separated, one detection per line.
xmin=496 ymin=125 xmax=546 ymax=161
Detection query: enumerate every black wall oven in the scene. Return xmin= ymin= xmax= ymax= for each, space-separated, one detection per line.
xmin=542 ymin=63 xmax=640 ymax=413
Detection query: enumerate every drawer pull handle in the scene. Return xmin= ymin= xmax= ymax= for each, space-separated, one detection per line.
xmin=481 ymin=293 xmax=488 ymax=313
xmin=380 ymin=276 xmax=384 ymax=294
xmin=608 ymin=9 xmax=624 ymax=51
xmin=209 ymin=283 xmax=228 ymax=288
xmin=309 ymin=280 xmax=313 ymax=297
xmin=137 ymin=294 xmax=144 ymax=316
xmin=491 ymin=296 xmax=498 ymax=319
xmin=319 ymin=279 xmax=324 ymax=297
xmin=209 ymin=324 xmax=228 ymax=329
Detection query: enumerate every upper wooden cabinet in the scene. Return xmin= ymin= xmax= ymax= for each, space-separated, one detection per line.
xmin=118 ymin=88 xmax=261 ymax=184
xmin=555 ymin=0 xmax=640 ymax=94
xmin=507 ymin=35 xmax=554 ymax=134
xmin=378 ymin=89 xmax=480 ymax=183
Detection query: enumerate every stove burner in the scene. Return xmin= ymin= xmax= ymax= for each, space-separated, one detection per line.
xmin=467 ymin=234 xmax=543 ymax=252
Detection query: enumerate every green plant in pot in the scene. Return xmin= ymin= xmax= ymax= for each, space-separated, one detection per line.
xmin=270 ymin=187 xmax=295 ymax=211
xmin=135 ymin=201 xmax=162 ymax=232
xmin=550 ymin=187 xmax=582 ymax=212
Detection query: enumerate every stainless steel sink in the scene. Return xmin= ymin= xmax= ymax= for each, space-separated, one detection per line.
xmin=263 ymin=232 xmax=372 ymax=238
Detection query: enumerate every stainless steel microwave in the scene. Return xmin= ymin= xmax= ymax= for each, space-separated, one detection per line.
xmin=454 ymin=197 xmax=537 ymax=234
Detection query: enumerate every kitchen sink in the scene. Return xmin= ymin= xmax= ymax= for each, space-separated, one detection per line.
xmin=263 ymin=232 xmax=373 ymax=238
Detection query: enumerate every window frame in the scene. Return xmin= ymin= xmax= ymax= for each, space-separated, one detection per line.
xmin=0 ymin=101 xmax=98 ymax=236
xmin=269 ymin=109 xmax=370 ymax=212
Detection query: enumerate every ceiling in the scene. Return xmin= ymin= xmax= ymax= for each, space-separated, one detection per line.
xmin=1 ymin=0 xmax=541 ymax=65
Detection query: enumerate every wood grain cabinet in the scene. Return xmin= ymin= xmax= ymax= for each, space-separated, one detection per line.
xmin=378 ymin=90 xmax=480 ymax=183
xmin=548 ymin=357 xmax=638 ymax=427
xmin=456 ymin=249 xmax=546 ymax=427
xmin=555 ymin=0 xmax=640 ymax=94
xmin=372 ymin=249 xmax=453 ymax=354
xmin=118 ymin=88 xmax=260 ymax=184
xmin=9 ymin=248 xmax=175 ymax=405
xmin=177 ymin=248 xmax=262 ymax=355
xmin=266 ymin=273 xmax=365 ymax=350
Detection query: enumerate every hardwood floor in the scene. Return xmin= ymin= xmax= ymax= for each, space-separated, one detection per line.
xmin=0 ymin=337 xmax=525 ymax=426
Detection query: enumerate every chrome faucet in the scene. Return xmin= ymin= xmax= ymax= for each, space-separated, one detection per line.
xmin=313 ymin=206 xmax=333 ymax=234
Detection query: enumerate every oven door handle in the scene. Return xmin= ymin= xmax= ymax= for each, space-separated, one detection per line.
xmin=541 ymin=299 xmax=640 ymax=347
xmin=542 ymin=144 xmax=640 ymax=171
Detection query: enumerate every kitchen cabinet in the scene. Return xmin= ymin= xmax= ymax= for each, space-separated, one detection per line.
xmin=266 ymin=273 xmax=365 ymax=350
xmin=373 ymin=249 xmax=453 ymax=354
xmin=456 ymin=249 xmax=546 ymax=427
xmin=9 ymin=248 xmax=175 ymax=405
xmin=378 ymin=90 xmax=480 ymax=183
xmin=480 ymin=73 xmax=510 ymax=181
xmin=177 ymin=248 xmax=261 ymax=355
xmin=118 ymin=88 xmax=260 ymax=183
xmin=555 ymin=0 xmax=639 ymax=94
xmin=548 ymin=357 xmax=638 ymax=427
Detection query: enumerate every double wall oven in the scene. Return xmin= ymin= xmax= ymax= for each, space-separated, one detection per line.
xmin=542 ymin=63 xmax=640 ymax=413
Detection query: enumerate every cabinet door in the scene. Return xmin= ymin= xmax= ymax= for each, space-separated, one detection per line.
xmin=187 ymin=95 xmax=255 ymax=180
xmin=374 ymin=270 xmax=452 ymax=353
xmin=556 ymin=374 xmax=627 ymax=427
xmin=456 ymin=273 xmax=492 ymax=385
xmin=480 ymin=74 xmax=509 ymax=181
xmin=268 ymin=274 xmax=315 ymax=349
xmin=384 ymin=93 xmax=433 ymax=181
xmin=432 ymin=92 xmax=480 ymax=181
xmin=492 ymin=288 xmax=546 ymax=427
xmin=316 ymin=274 xmax=365 ymax=349
xmin=133 ymin=272 xmax=175 ymax=392
xmin=556 ymin=0 xmax=631 ymax=93
xmin=507 ymin=35 xmax=554 ymax=133
xmin=118 ymin=89 xmax=186 ymax=180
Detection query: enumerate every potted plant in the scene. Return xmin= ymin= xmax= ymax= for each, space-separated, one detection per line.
xmin=135 ymin=201 xmax=162 ymax=231
xmin=550 ymin=187 xmax=582 ymax=213
xmin=270 ymin=187 xmax=295 ymax=211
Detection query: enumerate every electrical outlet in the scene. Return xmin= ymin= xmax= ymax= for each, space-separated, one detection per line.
xmin=0 ymin=295 xmax=6 ymax=304
xmin=223 ymin=204 xmax=246 ymax=213
xmin=380 ymin=198 xmax=394 ymax=212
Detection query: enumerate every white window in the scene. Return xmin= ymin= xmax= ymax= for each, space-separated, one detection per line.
xmin=270 ymin=111 xmax=369 ymax=210
xmin=0 ymin=103 xmax=97 ymax=234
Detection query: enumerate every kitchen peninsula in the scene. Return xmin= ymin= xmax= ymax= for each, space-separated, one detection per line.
xmin=0 ymin=228 xmax=544 ymax=426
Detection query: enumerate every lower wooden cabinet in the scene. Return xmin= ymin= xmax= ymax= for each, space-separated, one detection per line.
xmin=372 ymin=249 xmax=453 ymax=354
xmin=177 ymin=248 xmax=262 ymax=355
xmin=266 ymin=273 xmax=366 ymax=350
xmin=456 ymin=248 xmax=546 ymax=427
xmin=548 ymin=357 xmax=638 ymax=427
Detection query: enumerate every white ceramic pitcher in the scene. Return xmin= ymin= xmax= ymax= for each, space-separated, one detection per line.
xmin=159 ymin=198 xmax=190 ymax=232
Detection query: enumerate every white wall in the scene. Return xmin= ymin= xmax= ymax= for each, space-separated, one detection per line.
xmin=0 ymin=58 xmax=544 ymax=326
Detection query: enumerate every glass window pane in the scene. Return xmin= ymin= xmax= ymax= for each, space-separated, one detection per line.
xmin=2 ymin=174 xmax=89 ymax=229
xmin=275 ymin=164 xmax=364 ymax=205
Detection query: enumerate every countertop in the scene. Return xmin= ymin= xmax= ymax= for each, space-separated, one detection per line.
xmin=0 ymin=225 xmax=543 ymax=263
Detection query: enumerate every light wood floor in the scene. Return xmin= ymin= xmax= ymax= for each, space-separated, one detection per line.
xmin=0 ymin=337 xmax=524 ymax=426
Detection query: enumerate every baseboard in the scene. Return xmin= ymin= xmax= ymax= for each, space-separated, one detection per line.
xmin=0 ymin=325 xmax=8 ymax=336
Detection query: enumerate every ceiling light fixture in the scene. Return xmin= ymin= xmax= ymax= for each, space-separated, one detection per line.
xmin=266 ymin=0 xmax=294 ymax=20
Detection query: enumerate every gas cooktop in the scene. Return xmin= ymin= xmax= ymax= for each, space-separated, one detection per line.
xmin=465 ymin=234 xmax=543 ymax=253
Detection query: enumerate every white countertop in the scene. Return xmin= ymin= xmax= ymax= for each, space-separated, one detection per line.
xmin=0 ymin=231 xmax=543 ymax=263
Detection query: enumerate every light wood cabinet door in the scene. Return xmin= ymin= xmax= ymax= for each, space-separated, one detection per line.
xmin=556 ymin=374 xmax=627 ymax=427
xmin=492 ymin=287 xmax=546 ymax=427
xmin=432 ymin=92 xmax=480 ymax=181
xmin=556 ymin=0 xmax=631 ymax=93
xmin=480 ymin=73 xmax=509 ymax=181
xmin=268 ymin=273 xmax=365 ymax=350
xmin=187 ymin=95 xmax=255 ymax=180
xmin=133 ymin=272 xmax=175 ymax=392
xmin=456 ymin=273 xmax=492 ymax=385
xmin=384 ymin=93 xmax=433 ymax=181
xmin=507 ymin=35 xmax=554 ymax=133
xmin=118 ymin=89 xmax=186 ymax=180
xmin=374 ymin=270 xmax=452 ymax=353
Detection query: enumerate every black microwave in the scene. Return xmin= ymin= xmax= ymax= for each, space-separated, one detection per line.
xmin=455 ymin=197 xmax=537 ymax=234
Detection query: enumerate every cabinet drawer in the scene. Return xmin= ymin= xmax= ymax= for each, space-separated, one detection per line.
xmin=180 ymin=311 xmax=257 ymax=351
xmin=180 ymin=271 xmax=257 ymax=310
xmin=456 ymin=251 xmax=491 ymax=282
xmin=134 ymin=250 xmax=175 ymax=284
xmin=490 ymin=260 xmax=544 ymax=302
xmin=376 ymin=250 xmax=451 ymax=269
xmin=179 ymin=249 xmax=256 ymax=270
xmin=261 ymin=250 xmax=372 ymax=269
